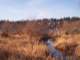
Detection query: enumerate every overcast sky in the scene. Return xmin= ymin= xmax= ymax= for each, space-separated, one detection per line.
xmin=0 ymin=0 xmax=80 ymax=21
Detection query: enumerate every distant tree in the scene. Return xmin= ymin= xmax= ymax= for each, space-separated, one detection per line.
xmin=64 ymin=17 xmax=71 ymax=21
xmin=71 ymin=17 xmax=80 ymax=21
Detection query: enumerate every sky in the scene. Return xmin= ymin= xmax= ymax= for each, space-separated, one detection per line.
xmin=0 ymin=0 xmax=80 ymax=21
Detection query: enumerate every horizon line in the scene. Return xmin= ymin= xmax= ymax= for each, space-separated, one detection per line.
xmin=0 ymin=16 xmax=80 ymax=21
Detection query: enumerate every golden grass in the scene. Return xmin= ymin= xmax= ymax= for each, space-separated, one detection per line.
xmin=0 ymin=33 xmax=80 ymax=60
xmin=0 ymin=36 xmax=54 ymax=60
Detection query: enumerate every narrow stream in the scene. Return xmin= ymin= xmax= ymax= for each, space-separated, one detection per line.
xmin=44 ymin=39 xmax=66 ymax=60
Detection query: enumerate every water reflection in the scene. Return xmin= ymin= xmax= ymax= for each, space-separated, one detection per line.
xmin=44 ymin=39 xmax=66 ymax=60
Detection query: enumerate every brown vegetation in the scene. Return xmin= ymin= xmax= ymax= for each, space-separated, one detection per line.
xmin=0 ymin=17 xmax=80 ymax=60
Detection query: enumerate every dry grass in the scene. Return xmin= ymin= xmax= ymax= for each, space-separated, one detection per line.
xmin=0 ymin=26 xmax=80 ymax=60
xmin=0 ymin=36 xmax=54 ymax=60
xmin=0 ymin=18 xmax=80 ymax=60
xmin=0 ymin=33 xmax=80 ymax=60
